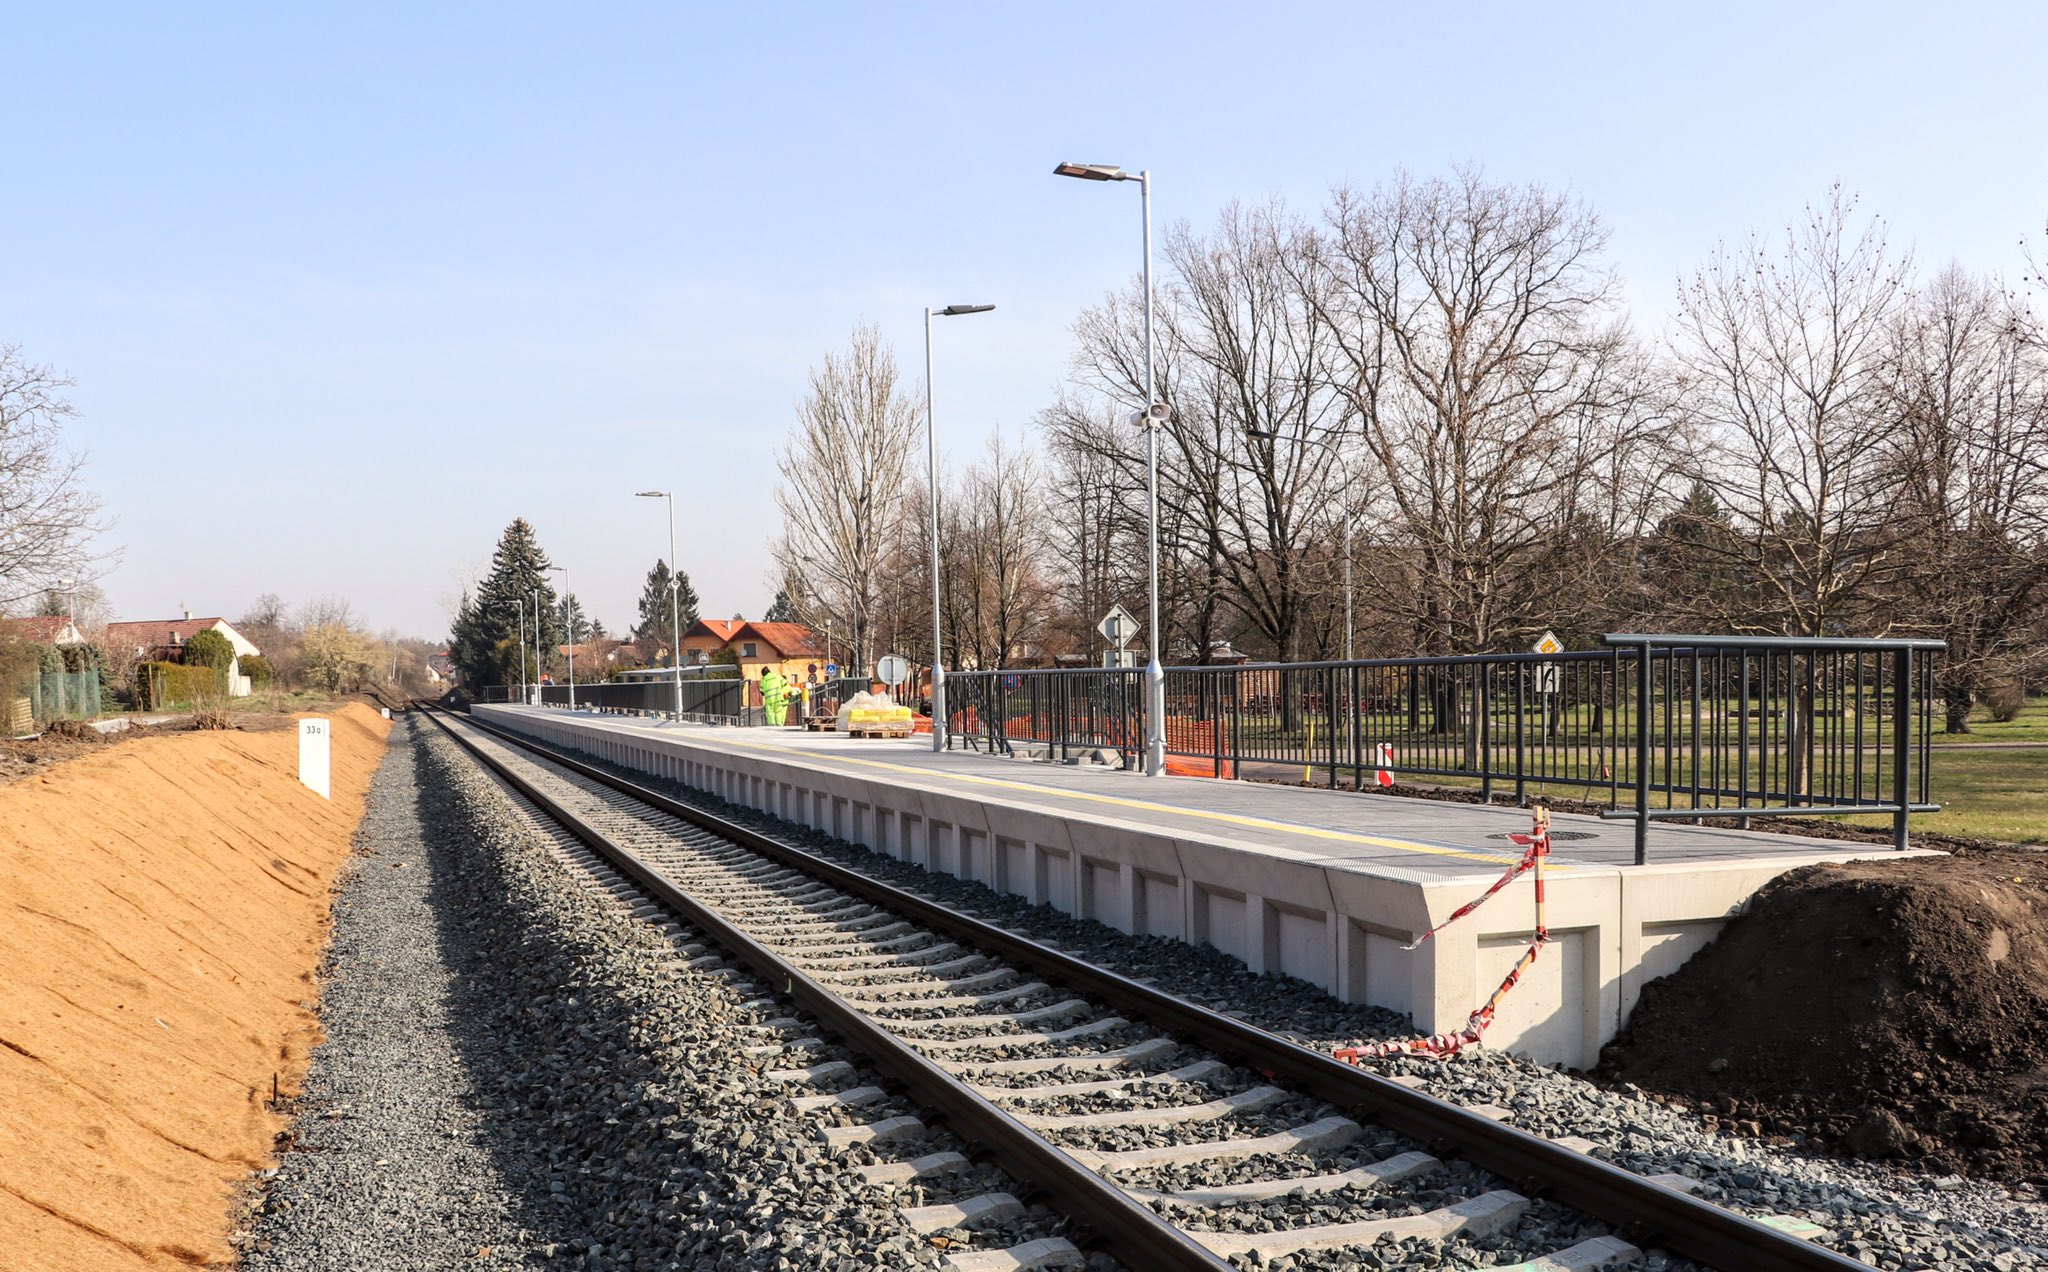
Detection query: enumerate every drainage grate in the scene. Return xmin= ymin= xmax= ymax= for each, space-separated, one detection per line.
xmin=1487 ymin=830 xmax=1598 ymax=841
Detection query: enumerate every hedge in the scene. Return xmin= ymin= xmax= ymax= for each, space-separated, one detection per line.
xmin=133 ymin=661 xmax=221 ymax=710
xmin=239 ymin=653 xmax=275 ymax=690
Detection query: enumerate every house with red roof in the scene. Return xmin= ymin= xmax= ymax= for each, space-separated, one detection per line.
xmin=677 ymin=617 xmax=832 ymax=683
xmin=103 ymin=611 xmax=263 ymax=696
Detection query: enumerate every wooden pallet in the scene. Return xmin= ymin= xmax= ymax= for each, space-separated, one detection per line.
xmin=848 ymin=726 xmax=912 ymax=740
xmin=804 ymin=717 xmax=837 ymax=732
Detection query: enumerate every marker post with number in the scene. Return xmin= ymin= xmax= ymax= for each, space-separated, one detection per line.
xmin=298 ymin=717 xmax=331 ymax=799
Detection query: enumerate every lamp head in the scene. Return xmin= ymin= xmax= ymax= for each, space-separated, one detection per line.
xmin=635 ymin=490 xmax=666 ymax=498
xmin=1054 ymin=162 xmax=1125 ymax=181
xmin=939 ymin=304 xmax=995 ymax=316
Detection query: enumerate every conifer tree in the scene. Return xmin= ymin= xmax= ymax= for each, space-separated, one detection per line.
xmin=449 ymin=518 xmax=561 ymax=687
xmin=633 ymin=559 xmax=699 ymax=659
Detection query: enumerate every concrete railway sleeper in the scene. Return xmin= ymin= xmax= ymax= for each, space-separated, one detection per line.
xmin=422 ymin=704 xmax=1874 ymax=1272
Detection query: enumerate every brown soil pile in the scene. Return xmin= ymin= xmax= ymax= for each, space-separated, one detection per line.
xmin=1597 ymin=846 xmax=2048 ymax=1182
xmin=0 ymin=705 xmax=391 ymax=1270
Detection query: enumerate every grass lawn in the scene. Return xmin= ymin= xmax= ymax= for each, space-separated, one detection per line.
xmin=1925 ymin=694 xmax=2048 ymax=744
xmin=1848 ymin=747 xmax=2048 ymax=845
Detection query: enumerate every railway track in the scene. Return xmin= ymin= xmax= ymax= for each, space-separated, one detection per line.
xmin=420 ymin=704 xmax=1873 ymax=1272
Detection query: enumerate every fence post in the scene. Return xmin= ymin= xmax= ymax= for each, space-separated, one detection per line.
xmin=1892 ymin=646 xmax=1912 ymax=851
xmin=1478 ymin=665 xmax=1493 ymax=804
xmin=1514 ymin=663 xmax=1527 ymax=806
xmin=1634 ymin=642 xmax=1652 ymax=865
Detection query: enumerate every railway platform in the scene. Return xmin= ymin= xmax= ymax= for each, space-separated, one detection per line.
xmin=473 ymin=704 xmax=1935 ymax=1068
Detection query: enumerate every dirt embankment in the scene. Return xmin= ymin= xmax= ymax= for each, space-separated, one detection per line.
xmin=1598 ymin=845 xmax=2048 ymax=1182
xmin=0 ymin=705 xmax=391 ymax=1270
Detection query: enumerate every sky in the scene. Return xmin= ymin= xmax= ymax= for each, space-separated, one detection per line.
xmin=4 ymin=2 xmax=2044 ymax=641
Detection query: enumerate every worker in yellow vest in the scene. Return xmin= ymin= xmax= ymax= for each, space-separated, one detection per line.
xmin=760 ymin=666 xmax=790 ymax=727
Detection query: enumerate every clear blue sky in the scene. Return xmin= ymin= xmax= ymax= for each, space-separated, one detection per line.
xmin=5 ymin=2 xmax=2043 ymax=640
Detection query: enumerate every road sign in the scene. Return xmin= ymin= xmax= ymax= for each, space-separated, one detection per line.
xmin=1098 ymin=604 xmax=1139 ymax=648
xmin=1532 ymin=631 xmax=1562 ymax=693
xmin=825 ymin=662 xmax=839 ymax=679
xmin=875 ymin=654 xmax=910 ymax=686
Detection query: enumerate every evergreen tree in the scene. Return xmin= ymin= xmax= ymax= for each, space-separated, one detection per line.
xmin=559 ymin=593 xmax=588 ymax=646
xmin=448 ymin=518 xmax=561 ymax=687
xmin=633 ymin=559 xmax=700 ymax=660
xmin=763 ymin=587 xmax=799 ymax=624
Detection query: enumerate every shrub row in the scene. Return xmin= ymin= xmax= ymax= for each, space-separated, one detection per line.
xmin=132 ymin=661 xmax=221 ymax=710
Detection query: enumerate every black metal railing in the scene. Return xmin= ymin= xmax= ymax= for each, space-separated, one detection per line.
xmin=524 ymin=676 xmax=748 ymax=723
xmin=941 ymin=634 xmax=1941 ymax=861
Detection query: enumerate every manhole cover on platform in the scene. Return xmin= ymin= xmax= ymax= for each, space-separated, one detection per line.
xmin=1487 ymin=830 xmax=1599 ymax=841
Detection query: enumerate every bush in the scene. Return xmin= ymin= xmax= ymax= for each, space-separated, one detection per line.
xmin=182 ymin=629 xmax=236 ymax=676
xmin=132 ymin=661 xmax=221 ymax=711
xmin=1985 ymin=679 xmax=2028 ymax=724
xmin=60 ymin=643 xmax=101 ymax=673
xmin=36 ymin=643 xmax=62 ymax=674
xmin=239 ymin=653 xmax=275 ymax=690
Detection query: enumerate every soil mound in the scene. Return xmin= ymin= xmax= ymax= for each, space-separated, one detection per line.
xmin=1598 ymin=846 xmax=2048 ymax=1182
xmin=0 ymin=705 xmax=390 ymax=1270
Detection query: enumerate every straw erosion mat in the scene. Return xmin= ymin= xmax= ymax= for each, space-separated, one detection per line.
xmin=0 ymin=704 xmax=390 ymax=1270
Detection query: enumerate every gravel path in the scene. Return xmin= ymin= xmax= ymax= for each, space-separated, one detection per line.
xmin=238 ymin=717 xmax=944 ymax=1272
xmin=239 ymin=716 xmax=537 ymax=1270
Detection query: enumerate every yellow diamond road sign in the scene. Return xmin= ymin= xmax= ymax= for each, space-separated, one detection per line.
xmin=1533 ymin=630 xmax=1564 ymax=655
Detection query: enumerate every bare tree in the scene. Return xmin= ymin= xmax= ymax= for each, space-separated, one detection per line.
xmin=0 ymin=345 xmax=106 ymax=608
xmin=947 ymin=428 xmax=1054 ymax=668
xmin=1881 ymin=265 xmax=2048 ymax=728
xmin=1673 ymin=185 xmax=1911 ymax=636
xmin=1172 ymin=200 xmax=1350 ymax=659
xmin=1302 ymin=167 xmax=1653 ymax=656
xmin=772 ymin=324 xmax=920 ymax=675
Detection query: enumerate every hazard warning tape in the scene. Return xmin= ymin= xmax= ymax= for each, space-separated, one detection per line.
xmin=1333 ymin=806 xmax=1551 ymax=1063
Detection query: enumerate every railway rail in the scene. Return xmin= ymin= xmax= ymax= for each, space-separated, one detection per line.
xmin=420 ymin=703 xmax=1873 ymax=1272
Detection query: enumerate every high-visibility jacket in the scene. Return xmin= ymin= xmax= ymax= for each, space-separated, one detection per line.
xmin=760 ymin=670 xmax=787 ymax=703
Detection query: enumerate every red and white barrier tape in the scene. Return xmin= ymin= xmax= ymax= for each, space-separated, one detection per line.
xmin=1334 ymin=807 xmax=1551 ymax=1063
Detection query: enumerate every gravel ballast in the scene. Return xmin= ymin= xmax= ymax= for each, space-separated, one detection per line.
xmin=238 ymin=717 xmax=977 ymax=1271
xmin=546 ymin=726 xmax=2048 ymax=1272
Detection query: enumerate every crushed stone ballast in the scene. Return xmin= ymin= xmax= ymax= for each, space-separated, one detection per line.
xmin=423 ymin=704 xmax=1875 ymax=1272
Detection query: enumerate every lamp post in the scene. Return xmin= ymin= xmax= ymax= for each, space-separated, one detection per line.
xmin=532 ymin=585 xmax=542 ymax=705
xmin=635 ymin=490 xmax=684 ymax=721
xmin=923 ymin=302 xmax=995 ymax=751
xmin=1055 ymin=161 xmax=1164 ymax=776
xmin=510 ymin=599 xmax=527 ymax=704
xmin=550 ymin=566 xmax=576 ymax=710
xmin=1245 ymin=428 xmax=1355 ymax=661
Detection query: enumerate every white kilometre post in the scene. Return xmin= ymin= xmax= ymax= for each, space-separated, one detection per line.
xmin=298 ymin=717 xmax=331 ymax=799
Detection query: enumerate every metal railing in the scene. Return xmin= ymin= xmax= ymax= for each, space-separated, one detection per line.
xmin=514 ymin=677 xmax=748 ymax=723
xmin=489 ymin=675 xmax=879 ymax=727
xmin=941 ymin=634 xmax=1941 ymax=861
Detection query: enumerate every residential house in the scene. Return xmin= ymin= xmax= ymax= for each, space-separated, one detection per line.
xmin=105 ymin=612 xmax=264 ymax=696
xmin=3 ymin=616 xmax=87 ymax=646
xmin=676 ymin=617 xmax=832 ymax=684
xmin=678 ymin=618 xmax=745 ymax=668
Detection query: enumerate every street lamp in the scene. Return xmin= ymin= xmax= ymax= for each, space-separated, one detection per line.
xmin=550 ymin=565 xmax=576 ymax=710
xmin=1245 ymin=428 xmax=1356 ymax=662
xmin=636 ymin=490 xmax=684 ymax=721
xmin=532 ymin=585 xmax=542 ymax=705
xmin=509 ymin=599 xmax=528 ymax=705
xmin=923 ymin=302 xmax=995 ymax=751
xmin=1055 ymin=159 xmax=1165 ymax=776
